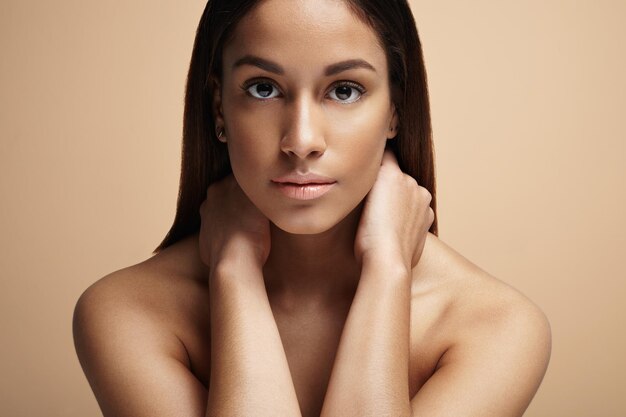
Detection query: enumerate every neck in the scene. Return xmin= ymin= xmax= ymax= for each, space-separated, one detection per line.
xmin=262 ymin=202 xmax=364 ymax=307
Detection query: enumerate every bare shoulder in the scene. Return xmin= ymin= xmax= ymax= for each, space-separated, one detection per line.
xmin=408 ymin=232 xmax=552 ymax=414
xmin=73 ymin=233 xmax=210 ymax=363
xmin=72 ymin=234 xmax=210 ymax=416
xmin=413 ymin=232 xmax=551 ymax=334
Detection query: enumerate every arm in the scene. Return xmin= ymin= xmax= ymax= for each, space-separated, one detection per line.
xmin=323 ymin=148 xmax=550 ymax=415
xmin=320 ymin=257 xmax=552 ymax=417
xmin=320 ymin=257 xmax=413 ymax=417
xmin=319 ymin=150 xmax=427 ymax=417
xmin=196 ymin=173 xmax=302 ymax=416
xmin=408 ymin=292 xmax=552 ymax=417
xmin=72 ymin=261 xmax=303 ymax=417
xmin=205 ymin=254 xmax=302 ymax=417
xmin=72 ymin=272 xmax=210 ymax=417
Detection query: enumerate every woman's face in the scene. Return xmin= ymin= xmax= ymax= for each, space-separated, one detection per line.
xmin=215 ymin=0 xmax=398 ymax=234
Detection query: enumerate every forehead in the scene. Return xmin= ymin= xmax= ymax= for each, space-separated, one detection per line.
xmin=223 ymin=0 xmax=387 ymax=75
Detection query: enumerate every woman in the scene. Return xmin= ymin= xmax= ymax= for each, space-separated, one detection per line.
xmin=73 ymin=0 xmax=552 ymax=416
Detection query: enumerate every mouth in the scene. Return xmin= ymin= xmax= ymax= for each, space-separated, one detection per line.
xmin=272 ymin=181 xmax=336 ymax=200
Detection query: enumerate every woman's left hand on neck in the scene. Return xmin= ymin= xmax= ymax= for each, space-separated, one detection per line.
xmin=354 ymin=149 xmax=435 ymax=272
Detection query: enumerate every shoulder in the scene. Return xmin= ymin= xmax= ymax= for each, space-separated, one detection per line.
xmin=408 ymin=232 xmax=552 ymax=414
xmin=73 ymin=233 xmax=210 ymax=368
xmin=72 ymin=235 xmax=210 ymax=415
xmin=412 ymin=232 xmax=551 ymax=340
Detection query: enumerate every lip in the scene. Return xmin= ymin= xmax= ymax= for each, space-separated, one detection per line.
xmin=271 ymin=172 xmax=336 ymax=185
xmin=272 ymin=182 xmax=336 ymax=200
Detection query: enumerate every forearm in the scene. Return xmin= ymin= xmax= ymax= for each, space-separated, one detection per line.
xmin=205 ymin=257 xmax=302 ymax=417
xmin=320 ymin=258 xmax=413 ymax=417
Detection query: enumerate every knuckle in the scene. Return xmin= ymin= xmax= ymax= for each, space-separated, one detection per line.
xmin=429 ymin=207 xmax=435 ymax=220
xmin=402 ymin=174 xmax=417 ymax=188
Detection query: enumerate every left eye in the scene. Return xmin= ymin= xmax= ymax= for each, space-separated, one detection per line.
xmin=245 ymin=82 xmax=280 ymax=99
xmin=328 ymin=83 xmax=364 ymax=104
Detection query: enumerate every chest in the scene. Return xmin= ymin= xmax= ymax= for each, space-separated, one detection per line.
xmin=281 ymin=293 xmax=452 ymax=401
xmin=180 ymin=293 xmax=448 ymax=417
xmin=275 ymin=306 xmax=350 ymax=417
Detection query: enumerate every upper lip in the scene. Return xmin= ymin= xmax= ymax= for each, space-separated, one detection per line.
xmin=271 ymin=172 xmax=336 ymax=185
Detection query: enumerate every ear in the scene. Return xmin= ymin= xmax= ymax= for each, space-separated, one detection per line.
xmin=387 ymin=102 xmax=399 ymax=139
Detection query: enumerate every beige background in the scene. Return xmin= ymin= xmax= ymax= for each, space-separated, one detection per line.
xmin=1 ymin=0 xmax=624 ymax=415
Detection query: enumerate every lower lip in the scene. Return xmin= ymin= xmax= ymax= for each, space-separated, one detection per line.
xmin=273 ymin=182 xmax=336 ymax=200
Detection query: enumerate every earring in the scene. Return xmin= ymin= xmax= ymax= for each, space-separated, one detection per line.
xmin=216 ymin=127 xmax=226 ymax=142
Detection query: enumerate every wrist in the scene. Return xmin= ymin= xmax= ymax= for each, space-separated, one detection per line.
xmin=209 ymin=259 xmax=267 ymax=302
xmin=362 ymin=247 xmax=410 ymax=274
xmin=211 ymin=239 xmax=265 ymax=268
xmin=209 ymin=259 xmax=266 ymax=300
xmin=361 ymin=253 xmax=411 ymax=281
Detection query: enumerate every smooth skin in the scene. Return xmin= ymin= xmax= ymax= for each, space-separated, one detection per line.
xmin=72 ymin=0 xmax=552 ymax=416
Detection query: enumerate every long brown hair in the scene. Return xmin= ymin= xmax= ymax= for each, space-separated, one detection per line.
xmin=153 ymin=0 xmax=437 ymax=253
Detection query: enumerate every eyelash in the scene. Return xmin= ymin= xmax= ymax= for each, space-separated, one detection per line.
xmin=239 ymin=78 xmax=367 ymax=104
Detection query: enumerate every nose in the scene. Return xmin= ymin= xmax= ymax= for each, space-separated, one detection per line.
xmin=280 ymin=94 xmax=327 ymax=159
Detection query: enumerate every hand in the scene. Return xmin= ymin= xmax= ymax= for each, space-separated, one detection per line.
xmin=198 ymin=174 xmax=271 ymax=272
xmin=354 ymin=149 xmax=434 ymax=270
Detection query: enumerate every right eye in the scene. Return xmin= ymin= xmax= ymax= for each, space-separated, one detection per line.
xmin=241 ymin=80 xmax=281 ymax=100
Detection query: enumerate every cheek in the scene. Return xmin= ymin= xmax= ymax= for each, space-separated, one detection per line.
xmin=328 ymin=96 xmax=389 ymax=146
xmin=334 ymin=115 xmax=388 ymax=207
xmin=344 ymin=142 xmax=385 ymax=201
xmin=330 ymin=108 xmax=388 ymax=175
xmin=223 ymin=116 xmax=275 ymax=180
xmin=227 ymin=139 xmax=271 ymax=196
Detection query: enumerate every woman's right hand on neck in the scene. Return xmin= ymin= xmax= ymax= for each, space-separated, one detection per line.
xmin=198 ymin=173 xmax=271 ymax=275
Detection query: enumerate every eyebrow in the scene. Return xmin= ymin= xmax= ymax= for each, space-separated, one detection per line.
xmin=232 ymin=55 xmax=377 ymax=76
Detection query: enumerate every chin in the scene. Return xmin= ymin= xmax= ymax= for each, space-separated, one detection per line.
xmin=267 ymin=200 xmax=362 ymax=236
xmin=269 ymin=215 xmax=337 ymax=235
